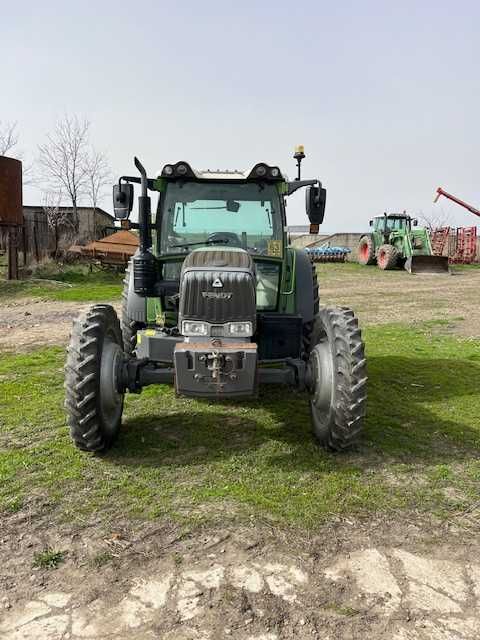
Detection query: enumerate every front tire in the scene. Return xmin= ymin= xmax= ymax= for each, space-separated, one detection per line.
xmin=308 ymin=307 xmax=367 ymax=451
xmin=377 ymin=244 xmax=398 ymax=270
xmin=65 ymin=305 xmax=125 ymax=452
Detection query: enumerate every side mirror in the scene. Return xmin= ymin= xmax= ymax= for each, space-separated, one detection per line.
xmin=413 ymin=219 xmax=418 ymax=226
xmin=306 ymin=185 xmax=326 ymax=233
xmin=369 ymin=220 xmax=373 ymax=227
xmin=113 ymin=183 xmax=134 ymax=220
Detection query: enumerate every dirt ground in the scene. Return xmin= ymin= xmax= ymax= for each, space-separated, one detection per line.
xmin=1 ymin=268 xmax=479 ymax=353
xmin=0 ymin=299 xmax=120 ymax=352
xmin=1 ymin=267 xmax=480 ymax=639
xmin=1 ymin=499 xmax=480 ymax=640
xmin=318 ymin=267 xmax=480 ymax=339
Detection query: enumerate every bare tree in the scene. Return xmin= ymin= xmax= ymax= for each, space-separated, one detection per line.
xmin=42 ymin=191 xmax=74 ymax=257
xmin=417 ymin=208 xmax=452 ymax=232
xmin=0 ymin=120 xmax=19 ymax=155
xmin=85 ymin=150 xmax=111 ymax=209
xmin=38 ymin=115 xmax=91 ymax=230
xmin=0 ymin=120 xmax=35 ymax=184
xmin=84 ymin=149 xmax=111 ymax=239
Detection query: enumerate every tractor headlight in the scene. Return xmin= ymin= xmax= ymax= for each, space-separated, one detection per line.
xmin=163 ymin=165 xmax=174 ymax=176
xmin=176 ymin=163 xmax=188 ymax=176
xmin=181 ymin=321 xmax=209 ymax=336
xmin=226 ymin=321 xmax=253 ymax=337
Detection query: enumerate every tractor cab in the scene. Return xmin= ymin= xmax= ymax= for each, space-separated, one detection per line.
xmin=370 ymin=213 xmax=417 ymax=236
xmin=155 ymin=166 xmax=287 ymax=314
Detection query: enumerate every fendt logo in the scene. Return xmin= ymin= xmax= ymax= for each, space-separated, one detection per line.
xmin=201 ymin=292 xmax=232 ymax=300
xmin=212 ymin=278 xmax=223 ymax=288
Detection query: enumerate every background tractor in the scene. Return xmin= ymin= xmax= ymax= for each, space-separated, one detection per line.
xmin=65 ymin=148 xmax=367 ymax=453
xmin=357 ymin=213 xmax=449 ymax=274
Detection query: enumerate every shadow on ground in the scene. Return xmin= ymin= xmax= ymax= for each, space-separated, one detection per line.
xmin=108 ymin=355 xmax=480 ymax=471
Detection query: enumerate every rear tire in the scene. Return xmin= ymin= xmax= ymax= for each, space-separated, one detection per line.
xmin=302 ymin=263 xmax=320 ymax=357
xmin=377 ymin=244 xmax=398 ymax=270
xmin=308 ymin=306 xmax=367 ymax=451
xmin=65 ymin=305 xmax=124 ymax=452
xmin=358 ymin=235 xmax=376 ymax=265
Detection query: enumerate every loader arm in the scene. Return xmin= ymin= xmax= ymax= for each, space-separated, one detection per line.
xmin=434 ymin=188 xmax=480 ymax=218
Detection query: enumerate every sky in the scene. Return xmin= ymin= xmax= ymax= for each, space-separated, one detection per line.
xmin=1 ymin=0 xmax=479 ymax=232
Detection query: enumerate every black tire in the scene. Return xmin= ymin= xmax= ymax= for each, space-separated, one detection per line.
xmin=65 ymin=305 xmax=124 ymax=452
xmin=308 ymin=306 xmax=367 ymax=451
xmin=377 ymin=244 xmax=398 ymax=270
xmin=358 ymin=235 xmax=376 ymax=265
xmin=121 ymin=261 xmax=145 ymax=355
xmin=302 ymin=263 xmax=320 ymax=357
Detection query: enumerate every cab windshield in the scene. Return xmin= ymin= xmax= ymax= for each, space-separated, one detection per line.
xmin=158 ymin=181 xmax=283 ymax=257
xmin=375 ymin=217 xmax=407 ymax=232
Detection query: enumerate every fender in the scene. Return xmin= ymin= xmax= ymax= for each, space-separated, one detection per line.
xmin=125 ymin=255 xmax=147 ymax=323
xmin=294 ymin=247 xmax=316 ymax=323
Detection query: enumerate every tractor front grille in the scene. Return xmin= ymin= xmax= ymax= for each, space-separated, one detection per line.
xmin=178 ymin=248 xmax=256 ymax=328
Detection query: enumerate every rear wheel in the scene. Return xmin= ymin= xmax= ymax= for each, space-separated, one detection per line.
xmin=358 ymin=235 xmax=376 ymax=265
xmin=377 ymin=244 xmax=399 ymax=270
xmin=65 ymin=305 xmax=124 ymax=452
xmin=308 ymin=306 xmax=367 ymax=451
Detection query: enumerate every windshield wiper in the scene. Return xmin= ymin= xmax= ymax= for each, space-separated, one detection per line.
xmin=170 ymin=238 xmax=229 ymax=249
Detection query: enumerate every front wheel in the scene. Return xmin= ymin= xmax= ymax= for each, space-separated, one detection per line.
xmin=377 ymin=244 xmax=399 ymax=270
xmin=65 ymin=305 xmax=125 ymax=452
xmin=308 ymin=307 xmax=367 ymax=451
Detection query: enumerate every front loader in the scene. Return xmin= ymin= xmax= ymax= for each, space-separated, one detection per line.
xmin=65 ymin=147 xmax=367 ymax=453
xmin=357 ymin=213 xmax=449 ymax=274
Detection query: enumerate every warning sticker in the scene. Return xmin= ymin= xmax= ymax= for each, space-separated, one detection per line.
xmin=267 ymin=240 xmax=282 ymax=257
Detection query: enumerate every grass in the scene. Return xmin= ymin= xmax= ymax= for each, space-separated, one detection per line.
xmin=32 ymin=547 xmax=65 ymax=569
xmin=1 ymin=324 xmax=479 ymax=529
xmin=0 ymin=264 xmax=122 ymax=302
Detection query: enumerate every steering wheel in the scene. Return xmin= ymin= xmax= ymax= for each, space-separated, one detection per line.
xmin=207 ymin=232 xmax=242 ymax=247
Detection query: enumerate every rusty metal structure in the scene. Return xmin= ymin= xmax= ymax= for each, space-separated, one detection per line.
xmin=0 ymin=156 xmax=23 ymax=279
xmin=78 ymin=229 xmax=138 ymax=266
xmin=433 ymin=187 xmax=479 ymax=263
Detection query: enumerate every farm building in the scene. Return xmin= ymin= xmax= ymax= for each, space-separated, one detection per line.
xmin=19 ymin=206 xmax=115 ymax=261
xmin=23 ymin=205 xmax=114 ymax=245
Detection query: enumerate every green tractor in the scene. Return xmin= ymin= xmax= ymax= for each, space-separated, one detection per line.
xmin=357 ymin=213 xmax=449 ymax=274
xmin=65 ymin=148 xmax=367 ymax=453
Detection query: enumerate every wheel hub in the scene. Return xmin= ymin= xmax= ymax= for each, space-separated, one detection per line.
xmin=309 ymin=341 xmax=334 ymax=416
xmin=99 ymin=336 xmax=124 ymax=434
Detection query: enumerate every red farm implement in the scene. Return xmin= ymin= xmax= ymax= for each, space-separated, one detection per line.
xmin=434 ymin=187 xmax=479 ymax=264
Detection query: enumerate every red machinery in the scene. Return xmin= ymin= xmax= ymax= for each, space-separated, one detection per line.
xmin=434 ymin=187 xmax=480 ymax=217
xmin=433 ymin=187 xmax=479 ymax=263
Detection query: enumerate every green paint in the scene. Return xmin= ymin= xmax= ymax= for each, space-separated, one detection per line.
xmin=278 ymin=247 xmax=296 ymax=313
xmin=369 ymin=215 xmax=435 ymax=259
xmin=146 ymin=297 xmax=163 ymax=324
xmin=152 ymin=178 xmax=166 ymax=192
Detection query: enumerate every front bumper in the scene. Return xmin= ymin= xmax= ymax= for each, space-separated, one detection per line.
xmin=174 ymin=341 xmax=258 ymax=398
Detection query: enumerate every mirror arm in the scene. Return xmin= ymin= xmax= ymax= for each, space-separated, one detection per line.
xmin=119 ymin=175 xmax=155 ymax=190
xmin=286 ymin=179 xmax=319 ymax=196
